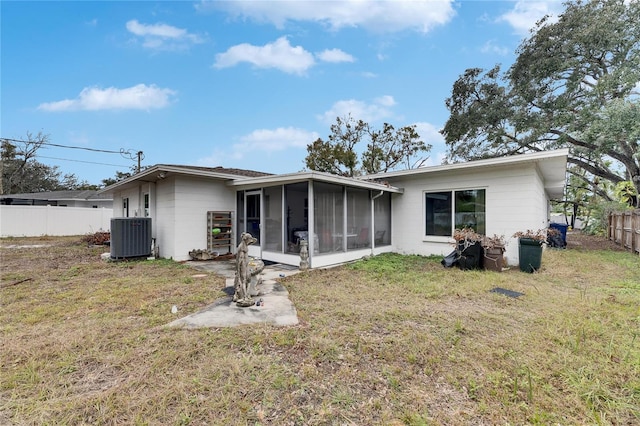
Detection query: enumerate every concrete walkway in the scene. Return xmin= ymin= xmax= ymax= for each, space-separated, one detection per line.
xmin=167 ymin=260 xmax=300 ymax=328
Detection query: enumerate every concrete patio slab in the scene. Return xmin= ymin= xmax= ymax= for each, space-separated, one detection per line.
xmin=167 ymin=260 xmax=300 ymax=328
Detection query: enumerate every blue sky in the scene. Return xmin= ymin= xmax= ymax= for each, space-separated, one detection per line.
xmin=1 ymin=0 xmax=565 ymax=186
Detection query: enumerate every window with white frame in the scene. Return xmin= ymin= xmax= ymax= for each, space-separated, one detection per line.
xmin=425 ymin=189 xmax=486 ymax=236
xmin=144 ymin=193 xmax=150 ymax=217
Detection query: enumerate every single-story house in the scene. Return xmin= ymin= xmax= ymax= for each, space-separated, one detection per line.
xmin=99 ymin=149 xmax=568 ymax=268
xmin=0 ymin=190 xmax=113 ymax=208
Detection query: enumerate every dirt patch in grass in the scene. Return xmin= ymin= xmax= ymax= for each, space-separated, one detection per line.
xmin=1 ymin=235 xmax=639 ymax=425
xmin=565 ymin=229 xmax=626 ymax=251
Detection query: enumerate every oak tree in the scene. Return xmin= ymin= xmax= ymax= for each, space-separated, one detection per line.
xmin=442 ymin=0 xmax=640 ymax=206
xmin=1 ymin=132 xmax=89 ymax=194
xmin=305 ymin=115 xmax=430 ymax=177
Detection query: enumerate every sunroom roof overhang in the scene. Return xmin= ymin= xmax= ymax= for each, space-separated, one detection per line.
xmin=227 ymin=171 xmax=403 ymax=194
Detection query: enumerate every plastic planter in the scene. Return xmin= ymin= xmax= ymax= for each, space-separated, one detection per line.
xmin=483 ymin=247 xmax=504 ymax=272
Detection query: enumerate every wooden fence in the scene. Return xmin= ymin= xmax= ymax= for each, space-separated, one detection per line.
xmin=608 ymin=210 xmax=640 ymax=255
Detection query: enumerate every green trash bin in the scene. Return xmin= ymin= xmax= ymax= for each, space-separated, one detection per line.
xmin=519 ymin=238 xmax=543 ymax=273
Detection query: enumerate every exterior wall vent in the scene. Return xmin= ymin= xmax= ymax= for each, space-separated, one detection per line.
xmin=110 ymin=218 xmax=152 ymax=259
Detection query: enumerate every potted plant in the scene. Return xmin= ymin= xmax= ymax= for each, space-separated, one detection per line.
xmin=453 ymin=228 xmax=484 ymax=270
xmin=512 ymin=229 xmax=547 ymax=273
xmin=482 ymin=234 xmax=507 ymax=272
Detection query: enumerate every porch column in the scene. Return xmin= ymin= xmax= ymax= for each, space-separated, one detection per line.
xmin=307 ymin=181 xmax=315 ymax=267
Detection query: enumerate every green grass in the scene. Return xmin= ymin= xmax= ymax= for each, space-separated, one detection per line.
xmin=1 ymin=237 xmax=639 ymax=425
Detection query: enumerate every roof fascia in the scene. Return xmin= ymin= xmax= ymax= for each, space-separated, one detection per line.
xmin=228 ymin=171 xmax=403 ymax=193
xmin=98 ymin=165 xmax=251 ymax=194
xmin=363 ymin=149 xmax=570 ymax=180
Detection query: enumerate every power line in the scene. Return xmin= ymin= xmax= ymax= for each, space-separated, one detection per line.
xmin=36 ymin=155 xmax=130 ymax=168
xmin=2 ymin=136 xmax=145 ymax=171
xmin=2 ymin=137 xmax=124 ymax=154
xmin=46 ymin=141 xmax=124 ymax=154
xmin=2 ymin=137 xmax=142 ymax=158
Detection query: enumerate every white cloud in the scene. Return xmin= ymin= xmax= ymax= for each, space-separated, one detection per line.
xmin=318 ymin=96 xmax=396 ymax=124
xmin=421 ymin=150 xmax=448 ymax=167
xmin=414 ymin=122 xmax=444 ymax=144
xmin=37 ymin=84 xmax=176 ymax=112
xmin=498 ymin=1 xmax=562 ymax=36
xmin=197 ymin=0 xmax=456 ymax=33
xmin=374 ymin=95 xmax=396 ymax=107
xmin=413 ymin=122 xmax=447 ymax=166
xmin=480 ymin=40 xmax=509 ymax=56
xmin=213 ymin=37 xmax=315 ymax=75
xmin=127 ymin=20 xmax=186 ymax=38
xmin=197 ymin=127 xmax=318 ymax=166
xmin=196 ymin=147 xmax=242 ymax=166
xmin=316 ymin=48 xmax=355 ymax=63
xmin=237 ymin=127 xmax=319 ymax=151
xmin=126 ymin=19 xmax=203 ymax=51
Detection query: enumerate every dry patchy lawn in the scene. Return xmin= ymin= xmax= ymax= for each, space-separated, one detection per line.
xmin=1 ymin=233 xmax=639 ymax=425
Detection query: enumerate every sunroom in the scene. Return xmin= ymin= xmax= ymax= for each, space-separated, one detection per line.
xmin=229 ymin=172 xmax=402 ymax=268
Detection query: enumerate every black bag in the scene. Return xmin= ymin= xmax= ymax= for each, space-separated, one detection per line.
xmin=457 ymin=242 xmax=483 ymax=270
xmin=441 ymin=250 xmax=459 ymax=268
xmin=547 ymin=233 xmax=566 ymax=248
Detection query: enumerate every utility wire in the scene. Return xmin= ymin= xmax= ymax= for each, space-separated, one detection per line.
xmin=36 ymin=155 xmax=130 ymax=168
xmin=1 ymin=137 xmax=141 ymax=157
xmin=2 ymin=136 xmax=144 ymax=165
xmin=45 ymin=141 xmax=123 ymax=154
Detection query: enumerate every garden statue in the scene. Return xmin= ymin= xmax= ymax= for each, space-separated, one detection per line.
xmin=248 ymin=259 xmax=265 ymax=297
xmin=234 ymin=232 xmax=258 ymax=307
xmin=299 ymin=239 xmax=309 ymax=270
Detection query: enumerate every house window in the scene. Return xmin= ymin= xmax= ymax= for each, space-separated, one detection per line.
xmin=144 ymin=193 xmax=150 ymax=217
xmin=425 ymin=189 xmax=485 ymax=236
xmin=123 ymin=197 xmax=129 ymax=217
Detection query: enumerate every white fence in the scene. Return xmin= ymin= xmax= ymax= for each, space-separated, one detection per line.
xmin=0 ymin=205 xmax=113 ymax=237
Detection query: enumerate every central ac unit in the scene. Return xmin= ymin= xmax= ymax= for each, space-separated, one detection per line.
xmin=110 ymin=218 xmax=152 ymax=259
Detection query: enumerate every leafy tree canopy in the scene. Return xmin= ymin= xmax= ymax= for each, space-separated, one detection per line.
xmin=101 ymin=171 xmax=134 ymax=187
xmin=305 ymin=115 xmax=431 ymax=177
xmin=1 ymin=132 xmax=97 ymax=194
xmin=442 ymin=0 xmax=640 ymax=206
